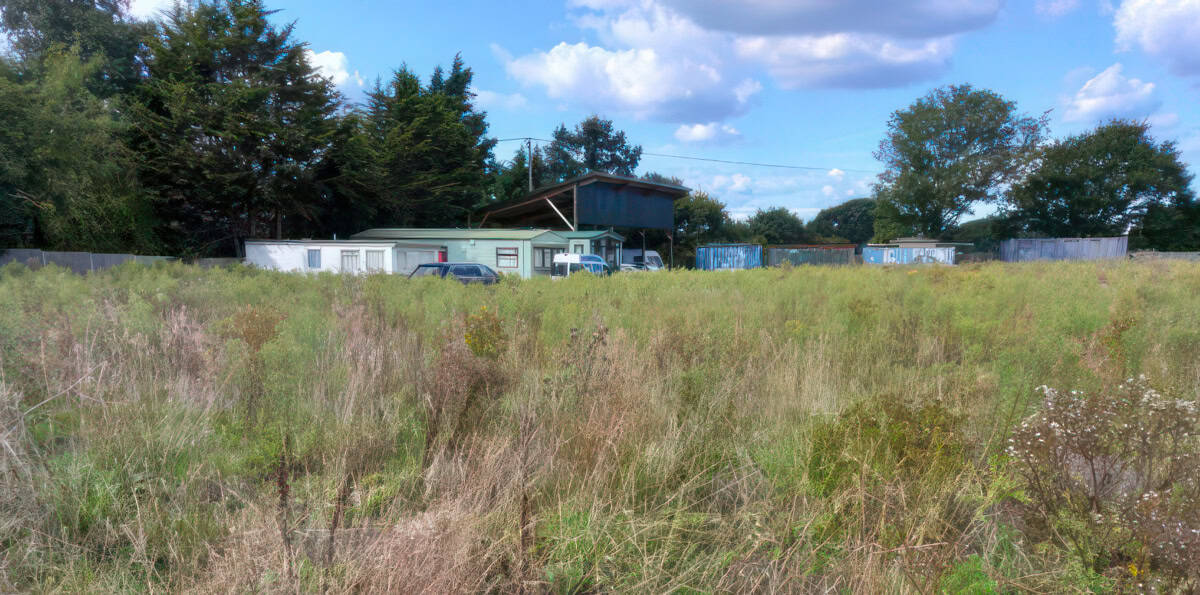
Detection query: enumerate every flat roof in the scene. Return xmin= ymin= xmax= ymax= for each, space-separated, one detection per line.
xmin=351 ymin=228 xmax=566 ymax=242
xmin=245 ymin=238 xmax=440 ymax=248
xmin=559 ymin=229 xmax=626 ymax=241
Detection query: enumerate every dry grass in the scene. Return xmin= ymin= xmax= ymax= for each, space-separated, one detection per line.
xmin=0 ymin=260 xmax=1198 ymax=592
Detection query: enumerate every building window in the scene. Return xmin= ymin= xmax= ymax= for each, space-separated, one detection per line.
xmin=496 ymin=247 xmax=518 ymax=268
xmin=365 ymin=250 xmax=385 ymax=272
xmin=572 ymin=243 xmax=583 ymax=254
xmin=534 ymin=248 xmax=560 ymax=270
xmin=340 ymin=250 xmax=360 ymax=272
xmin=307 ymin=248 xmax=321 ymax=269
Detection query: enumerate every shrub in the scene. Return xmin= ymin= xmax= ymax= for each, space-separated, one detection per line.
xmin=464 ymin=305 xmax=506 ymax=360
xmin=1008 ymin=377 xmax=1200 ymax=585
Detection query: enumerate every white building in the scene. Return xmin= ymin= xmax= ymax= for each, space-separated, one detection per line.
xmin=244 ymin=239 xmax=442 ymax=275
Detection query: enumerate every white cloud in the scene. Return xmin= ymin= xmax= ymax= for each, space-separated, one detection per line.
xmin=474 ymin=90 xmax=529 ymax=111
xmin=128 ymin=0 xmax=174 ymax=20
xmin=505 ymin=0 xmax=982 ymax=121
xmin=504 ymin=41 xmax=759 ymax=121
xmin=1114 ymin=0 xmax=1200 ymax=76
xmin=1036 ymin=0 xmax=1082 ymax=16
xmin=821 ymin=184 xmax=836 ymax=197
xmin=673 ymin=122 xmax=741 ymax=143
xmin=305 ymin=50 xmax=364 ymax=88
xmin=827 ymin=168 xmax=845 ymax=180
xmin=661 ymin=0 xmax=1001 ymax=38
xmin=1062 ymin=63 xmax=1160 ymax=123
xmin=735 ymin=34 xmax=954 ymax=89
xmin=712 ymin=173 xmax=753 ymax=193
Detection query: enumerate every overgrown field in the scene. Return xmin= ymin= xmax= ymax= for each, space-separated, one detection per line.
xmin=2 ymin=261 xmax=1200 ymax=592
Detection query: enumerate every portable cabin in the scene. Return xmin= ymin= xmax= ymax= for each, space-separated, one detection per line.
xmin=350 ymin=228 xmax=568 ymax=278
xmin=696 ymin=243 xmax=763 ymax=270
xmin=559 ymin=229 xmax=625 ymax=269
xmin=244 ymin=239 xmax=443 ymax=275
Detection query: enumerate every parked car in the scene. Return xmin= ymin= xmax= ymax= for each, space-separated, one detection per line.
xmin=408 ymin=262 xmax=500 ymax=285
xmin=552 ymin=253 xmax=613 ymax=278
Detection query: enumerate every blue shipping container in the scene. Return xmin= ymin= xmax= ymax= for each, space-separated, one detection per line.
xmin=863 ymin=246 xmax=956 ymax=265
xmin=696 ymin=244 xmax=763 ymax=270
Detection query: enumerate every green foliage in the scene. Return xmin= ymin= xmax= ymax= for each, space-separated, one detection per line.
xmin=0 ymin=50 xmax=158 ymax=251
xmin=0 ymin=0 xmax=151 ymax=96
xmin=3 ymin=259 xmax=1200 ymax=591
xmin=464 ymin=305 xmax=506 ymax=359
xmin=806 ymin=197 xmax=875 ymax=245
xmin=747 ymin=206 xmax=808 ymax=245
xmin=545 ymin=115 xmax=642 ymax=182
xmin=342 ymin=55 xmax=496 ymax=229
xmin=873 ymin=84 xmax=1046 ymax=240
xmin=127 ymin=0 xmax=340 ymax=256
xmin=1006 ymin=120 xmax=1195 ymax=240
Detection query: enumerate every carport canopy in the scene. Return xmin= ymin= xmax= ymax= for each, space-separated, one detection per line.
xmin=478 ymin=172 xmax=689 ymax=231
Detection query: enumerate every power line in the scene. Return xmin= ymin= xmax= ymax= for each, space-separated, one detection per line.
xmin=494 ymin=136 xmax=879 ymax=174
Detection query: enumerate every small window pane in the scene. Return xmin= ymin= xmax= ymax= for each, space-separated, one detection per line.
xmin=340 ymin=250 xmax=360 ymax=272
xmin=366 ymin=250 xmax=385 ymax=272
xmin=307 ymin=249 xmax=321 ymax=268
xmin=496 ymin=247 xmax=518 ymax=269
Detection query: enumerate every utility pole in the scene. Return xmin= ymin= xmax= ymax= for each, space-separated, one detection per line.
xmin=527 ymin=138 xmax=533 ymax=192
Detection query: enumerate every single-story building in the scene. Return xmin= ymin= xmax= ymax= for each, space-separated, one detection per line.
xmin=244 ymin=239 xmax=442 ymax=275
xmin=350 ymin=228 xmax=569 ymax=278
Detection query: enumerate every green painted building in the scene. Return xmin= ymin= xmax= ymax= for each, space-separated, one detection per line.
xmin=350 ymin=228 xmax=569 ymax=278
xmin=560 ymin=229 xmax=626 ymax=268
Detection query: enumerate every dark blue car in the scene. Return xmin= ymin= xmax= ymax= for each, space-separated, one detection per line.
xmin=408 ymin=262 xmax=500 ymax=285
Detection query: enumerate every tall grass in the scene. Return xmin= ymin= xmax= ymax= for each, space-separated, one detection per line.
xmin=1 ymin=260 xmax=1198 ymax=592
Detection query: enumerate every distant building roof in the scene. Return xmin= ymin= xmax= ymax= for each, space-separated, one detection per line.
xmin=351 ymin=228 xmax=567 ymax=242
xmin=559 ymin=229 xmax=626 ymax=241
xmin=478 ymin=171 xmax=690 ymax=231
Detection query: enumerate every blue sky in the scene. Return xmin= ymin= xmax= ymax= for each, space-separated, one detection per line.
xmin=132 ymin=0 xmax=1200 ymax=221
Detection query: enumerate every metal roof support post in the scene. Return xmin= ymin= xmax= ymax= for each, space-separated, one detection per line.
xmin=572 ymin=184 xmax=578 ymax=230
xmin=545 ymin=198 xmax=575 ymax=231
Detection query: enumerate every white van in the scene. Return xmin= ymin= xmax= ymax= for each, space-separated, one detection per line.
xmin=552 ymin=253 xmax=613 ymax=278
xmin=620 ymin=248 xmax=665 ymax=271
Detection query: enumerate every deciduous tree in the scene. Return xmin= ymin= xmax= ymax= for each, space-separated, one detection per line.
xmin=872 ymin=84 xmax=1045 ymax=240
xmin=806 ymin=198 xmax=875 ymax=244
xmin=1005 ymin=120 xmax=1193 ymax=239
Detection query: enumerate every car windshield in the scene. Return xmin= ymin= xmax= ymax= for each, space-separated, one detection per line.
xmin=412 ymin=265 xmax=441 ymax=277
xmin=646 ymin=255 xmax=664 ymax=268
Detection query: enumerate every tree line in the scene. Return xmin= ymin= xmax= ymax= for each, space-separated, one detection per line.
xmin=0 ymin=0 xmax=643 ymax=256
xmin=1 ymin=1 xmax=1195 ymax=260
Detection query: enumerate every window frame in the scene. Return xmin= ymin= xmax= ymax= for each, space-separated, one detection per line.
xmin=306 ymin=248 xmax=321 ymax=269
xmin=365 ymin=249 xmax=385 ymax=272
xmin=496 ymin=246 xmax=518 ymax=269
xmin=340 ymin=250 xmax=360 ymax=273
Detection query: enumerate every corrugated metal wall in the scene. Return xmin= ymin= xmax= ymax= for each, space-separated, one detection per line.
xmin=767 ymin=247 xmax=856 ymax=266
xmin=696 ymin=244 xmax=763 ymax=270
xmin=998 ymin=237 xmax=1127 ymax=262
xmin=863 ymin=246 xmax=956 ymax=265
xmin=1 ymin=249 xmax=175 ymax=274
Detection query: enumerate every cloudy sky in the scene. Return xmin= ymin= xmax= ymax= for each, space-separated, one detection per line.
xmin=132 ymin=0 xmax=1200 ymax=221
